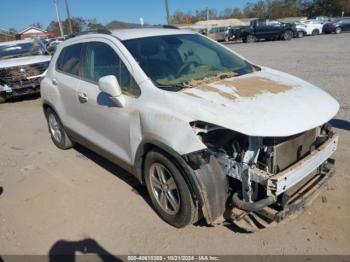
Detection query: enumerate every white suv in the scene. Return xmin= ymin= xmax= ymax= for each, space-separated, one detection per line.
xmin=41 ymin=28 xmax=339 ymax=230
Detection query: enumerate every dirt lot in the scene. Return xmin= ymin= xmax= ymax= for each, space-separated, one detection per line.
xmin=0 ymin=33 xmax=350 ymax=256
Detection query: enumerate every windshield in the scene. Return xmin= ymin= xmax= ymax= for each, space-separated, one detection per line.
xmin=123 ymin=34 xmax=255 ymax=90
xmin=0 ymin=41 xmax=44 ymax=60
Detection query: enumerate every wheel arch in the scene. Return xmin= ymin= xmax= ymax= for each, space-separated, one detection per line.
xmin=42 ymin=99 xmax=58 ymax=116
xmin=134 ymin=139 xmax=198 ymax=189
xmin=134 ymin=139 xmax=228 ymax=224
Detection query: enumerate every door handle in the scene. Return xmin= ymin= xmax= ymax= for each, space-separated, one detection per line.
xmin=52 ymin=79 xmax=58 ymax=86
xmin=78 ymin=93 xmax=88 ymax=103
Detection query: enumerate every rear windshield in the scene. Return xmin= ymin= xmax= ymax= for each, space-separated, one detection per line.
xmin=123 ymin=34 xmax=254 ymax=90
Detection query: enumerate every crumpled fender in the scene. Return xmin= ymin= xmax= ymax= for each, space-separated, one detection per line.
xmin=134 ymin=140 xmax=228 ymax=224
xmin=183 ymin=150 xmax=228 ymax=224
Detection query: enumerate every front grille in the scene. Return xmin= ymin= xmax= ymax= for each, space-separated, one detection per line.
xmin=0 ymin=62 xmax=48 ymax=89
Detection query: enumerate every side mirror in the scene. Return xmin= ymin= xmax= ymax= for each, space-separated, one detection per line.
xmin=98 ymin=75 xmax=125 ymax=107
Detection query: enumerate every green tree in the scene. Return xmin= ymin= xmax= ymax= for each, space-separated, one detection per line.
xmin=87 ymin=19 xmax=105 ymax=30
xmin=8 ymin=28 xmax=17 ymax=35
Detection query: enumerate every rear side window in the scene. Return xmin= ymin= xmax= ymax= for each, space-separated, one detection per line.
xmin=83 ymin=42 xmax=140 ymax=97
xmin=56 ymin=43 xmax=83 ymax=76
xmin=343 ymin=19 xmax=350 ymax=25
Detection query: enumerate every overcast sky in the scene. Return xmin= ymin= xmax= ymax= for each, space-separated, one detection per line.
xmin=0 ymin=0 xmax=257 ymax=31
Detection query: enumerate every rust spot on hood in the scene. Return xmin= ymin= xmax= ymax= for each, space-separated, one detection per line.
xmin=220 ymin=76 xmax=294 ymax=97
xmin=182 ymin=72 xmax=238 ymax=100
xmin=197 ymin=84 xmax=237 ymax=100
xmin=182 ymin=72 xmax=237 ymax=88
xmin=182 ymin=75 xmax=295 ymax=101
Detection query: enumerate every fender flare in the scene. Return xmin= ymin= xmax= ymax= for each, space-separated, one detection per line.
xmin=42 ymin=99 xmax=57 ymax=115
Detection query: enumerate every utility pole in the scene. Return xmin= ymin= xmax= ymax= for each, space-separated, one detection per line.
xmin=65 ymin=0 xmax=73 ymax=34
xmin=165 ymin=0 xmax=170 ymax=25
xmin=54 ymin=0 xmax=64 ymax=37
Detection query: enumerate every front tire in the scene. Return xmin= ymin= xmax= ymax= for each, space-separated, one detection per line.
xmin=144 ymin=150 xmax=197 ymax=228
xmin=335 ymin=27 xmax=342 ymax=34
xmin=283 ymin=30 xmax=293 ymax=40
xmin=45 ymin=107 xmax=74 ymax=150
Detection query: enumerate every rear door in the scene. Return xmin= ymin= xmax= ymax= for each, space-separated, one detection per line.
xmin=53 ymin=43 xmax=85 ymax=132
xmin=266 ymin=20 xmax=283 ymax=37
xmin=208 ymin=27 xmax=219 ymax=40
xmin=343 ymin=19 xmax=350 ymax=31
xmin=253 ymin=20 xmax=268 ymax=38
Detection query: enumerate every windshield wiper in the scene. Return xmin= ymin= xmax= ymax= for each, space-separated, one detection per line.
xmin=156 ymin=83 xmax=185 ymax=91
xmin=154 ymin=71 xmax=238 ymax=91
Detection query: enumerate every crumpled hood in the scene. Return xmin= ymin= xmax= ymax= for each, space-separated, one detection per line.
xmin=173 ymin=68 xmax=339 ymax=137
xmin=0 ymin=55 xmax=51 ymax=69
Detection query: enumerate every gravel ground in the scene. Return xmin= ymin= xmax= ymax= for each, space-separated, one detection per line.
xmin=0 ymin=33 xmax=349 ymax=257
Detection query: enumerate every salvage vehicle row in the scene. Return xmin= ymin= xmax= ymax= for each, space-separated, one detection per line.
xmin=0 ymin=39 xmax=50 ymax=103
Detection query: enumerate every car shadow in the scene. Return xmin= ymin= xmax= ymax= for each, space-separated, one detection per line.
xmin=330 ymin=118 xmax=350 ymax=131
xmin=6 ymin=93 xmax=40 ymax=103
xmin=74 ymin=144 xmax=249 ymax=234
xmin=49 ymin=238 xmax=121 ymax=262
xmin=73 ymin=144 xmax=152 ymax=208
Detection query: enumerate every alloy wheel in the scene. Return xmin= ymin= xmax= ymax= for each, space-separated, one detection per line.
xmin=48 ymin=113 xmax=62 ymax=143
xmin=149 ymin=163 xmax=180 ymax=215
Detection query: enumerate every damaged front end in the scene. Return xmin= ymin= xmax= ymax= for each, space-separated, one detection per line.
xmin=0 ymin=62 xmax=48 ymax=98
xmin=185 ymin=121 xmax=338 ymax=231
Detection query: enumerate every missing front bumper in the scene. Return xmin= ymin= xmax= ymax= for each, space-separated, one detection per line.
xmin=228 ymin=158 xmax=335 ymax=232
xmin=251 ymin=135 xmax=338 ymax=197
xmin=1 ymin=77 xmax=41 ymax=99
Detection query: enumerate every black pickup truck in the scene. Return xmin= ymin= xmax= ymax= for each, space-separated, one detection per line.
xmin=236 ymin=19 xmax=297 ymax=43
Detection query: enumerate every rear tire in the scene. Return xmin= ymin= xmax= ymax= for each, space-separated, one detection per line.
xmin=335 ymin=27 xmax=342 ymax=34
xmin=282 ymin=30 xmax=293 ymax=40
xmin=244 ymin=34 xmax=256 ymax=43
xmin=312 ymin=29 xmax=320 ymax=36
xmin=144 ymin=150 xmax=198 ymax=228
xmin=45 ymin=107 xmax=74 ymax=150
xmin=0 ymin=93 xmax=6 ymax=104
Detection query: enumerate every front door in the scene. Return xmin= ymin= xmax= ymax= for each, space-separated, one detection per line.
xmin=77 ymin=40 xmax=141 ymax=165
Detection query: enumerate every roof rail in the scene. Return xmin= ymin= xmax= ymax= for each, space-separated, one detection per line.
xmin=66 ymin=29 xmax=112 ymax=39
xmin=162 ymin=25 xmax=179 ymax=29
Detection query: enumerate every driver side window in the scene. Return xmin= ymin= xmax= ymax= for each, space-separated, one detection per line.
xmin=83 ymin=42 xmax=140 ymax=97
